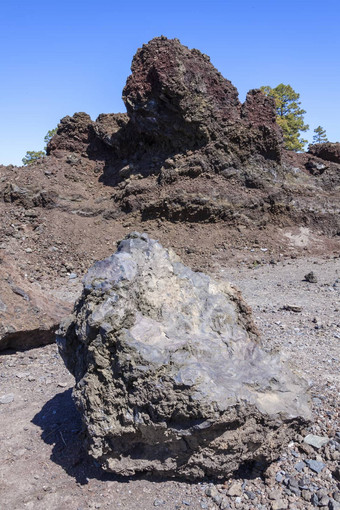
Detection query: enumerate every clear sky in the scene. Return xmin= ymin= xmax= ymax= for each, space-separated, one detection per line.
xmin=1 ymin=0 xmax=339 ymax=166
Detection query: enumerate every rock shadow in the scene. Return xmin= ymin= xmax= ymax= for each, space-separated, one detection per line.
xmin=31 ymin=389 xmax=202 ymax=485
xmin=32 ymin=389 xmax=112 ymax=485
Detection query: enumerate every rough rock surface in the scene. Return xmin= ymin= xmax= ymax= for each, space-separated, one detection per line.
xmin=57 ymin=232 xmax=311 ymax=479
xmin=308 ymin=142 xmax=340 ymax=164
xmin=0 ymin=257 xmax=74 ymax=350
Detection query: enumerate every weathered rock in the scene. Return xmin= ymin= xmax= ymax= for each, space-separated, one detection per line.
xmin=308 ymin=142 xmax=340 ymax=164
xmin=0 ymin=258 xmax=75 ymax=351
xmin=57 ymin=232 xmax=311 ymax=479
xmin=47 ymin=112 xmax=106 ymax=160
xmin=123 ymin=36 xmax=241 ymax=149
xmin=304 ymin=434 xmax=329 ymax=449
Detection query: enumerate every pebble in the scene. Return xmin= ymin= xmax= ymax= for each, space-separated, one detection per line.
xmin=305 ymin=459 xmax=325 ymax=473
xmin=227 ymin=482 xmax=243 ymax=497
xmin=271 ymin=499 xmax=288 ymax=510
xmin=0 ymin=393 xmax=14 ymax=404
xmin=275 ymin=472 xmax=285 ymax=482
xmin=304 ymin=434 xmax=329 ymax=449
xmin=153 ymin=499 xmax=165 ymax=506
xmin=268 ymin=489 xmax=282 ymax=500
xmin=294 ymin=461 xmax=305 ymax=472
xmin=16 ymin=372 xmax=30 ymax=379
xmin=283 ymin=304 xmax=302 ymax=312
xmin=304 ymin=272 xmax=318 ymax=283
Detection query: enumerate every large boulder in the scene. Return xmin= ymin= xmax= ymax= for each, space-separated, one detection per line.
xmin=57 ymin=232 xmax=311 ymax=479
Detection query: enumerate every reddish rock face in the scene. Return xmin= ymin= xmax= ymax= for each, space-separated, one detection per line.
xmin=308 ymin=142 xmax=340 ymax=164
xmin=242 ymin=89 xmax=279 ymax=127
xmin=47 ymin=112 xmax=95 ymax=157
xmin=48 ymin=37 xmax=284 ymax=177
xmin=122 ymin=36 xmax=241 ymax=148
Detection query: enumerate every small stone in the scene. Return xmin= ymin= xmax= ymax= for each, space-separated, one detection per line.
xmin=268 ymin=489 xmax=282 ymax=500
xmin=310 ymin=493 xmax=318 ymax=506
xmin=302 ymin=490 xmax=311 ymax=502
xmin=287 ymin=477 xmax=299 ymax=489
xmin=333 ymin=492 xmax=340 ymax=503
xmin=227 ymin=482 xmax=243 ymax=497
xmin=304 ymin=434 xmax=329 ymax=449
xmin=329 ymin=500 xmax=340 ymax=510
xmin=304 ymin=272 xmax=317 ymax=283
xmin=289 ymin=487 xmax=301 ymax=497
xmin=219 ymin=499 xmax=230 ymax=510
xmin=244 ymin=490 xmax=256 ymax=500
xmin=0 ymin=393 xmax=14 ymax=404
xmin=69 ymin=273 xmax=77 ymax=280
xmin=305 ymin=459 xmax=325 ymax=473
xmin=16 ymin=372 xmax=30 ymax=379
xmin=319 ymin=495 xmax=330 ymax=506
xmin=275 ymin=472 xmax=285 ymax=482
xmin=294 ymin=461 xmax=305 ymax=472
xmin=153 ymin=499 xmax=165 ymax=507
xmin=57 ymin=382 xmax=68 ymax=388
xmin=283 ymin=304 xmax=302 ymax=312
xmin=271 ymin=499 xmax=288 ymax=510
xmin=28 ymin=376 xmax=36 ymax=382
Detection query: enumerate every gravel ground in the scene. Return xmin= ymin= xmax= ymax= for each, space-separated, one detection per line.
xmin=0 ymin=255 xmax=339 ymax=510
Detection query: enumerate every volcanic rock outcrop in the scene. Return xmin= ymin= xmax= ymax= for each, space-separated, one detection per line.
xmin=57 ymin=232 xmax=311 ymax=479
xmin=46 ymin=36 xmax=284 ymax=184
xmin=308 ymin=142 xmax=340 ymax=164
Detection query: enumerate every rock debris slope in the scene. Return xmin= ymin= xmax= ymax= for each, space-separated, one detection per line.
xmin=57 ymin=232 xmax=311 ymax=479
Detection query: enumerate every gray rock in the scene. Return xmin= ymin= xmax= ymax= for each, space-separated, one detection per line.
xmin=304 ymin=272 xmax=318 ymax=283
xmin=227 ymin=482 xmax=243 ymax=497
xmin=271 ymin=500 xmax=288 ymax=510
xmin=305 ymin=459 xmax=325 ymax=473
xmin=294 ymin=460 xmax=306 ymax=473
xmin=57 ymin=232 xmax=311 ymax=479
xmin=276 ymin=472 xmax=285 ymax=482
xmin=153 ymin=499 xmax=165 ymax=507
xmin=304 ymin=434 xmax=329 ymax=449
xmin=0 ymin=393 xmax=14 ymax=404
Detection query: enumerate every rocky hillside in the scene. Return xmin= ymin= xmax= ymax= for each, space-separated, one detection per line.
xmin=0 ymin=36 xmax=339 ymax=350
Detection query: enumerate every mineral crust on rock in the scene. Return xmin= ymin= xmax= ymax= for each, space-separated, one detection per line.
xmin=57 ymin=232 xmax=311 ymax=479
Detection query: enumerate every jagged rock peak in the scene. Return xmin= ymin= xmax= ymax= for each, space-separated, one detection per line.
xmin=123 ymin=36 xmax=241 ymax=144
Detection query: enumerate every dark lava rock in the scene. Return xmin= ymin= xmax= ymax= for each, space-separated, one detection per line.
xmin=308 ymin=142 xmax=340 ymax=164
xmin=57 ymin=232 xmax=311 ymax=479
xmin=121 ymin=36 xmax=283 ymax=164
xmin=123 ymin=36 xmax=241 ymax=148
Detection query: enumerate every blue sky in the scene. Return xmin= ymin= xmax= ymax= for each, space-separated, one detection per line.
xmin=0 ymin=0 xmax=339 ymax=165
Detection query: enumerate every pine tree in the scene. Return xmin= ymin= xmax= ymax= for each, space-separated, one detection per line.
xmin=22 ymin=150 xmax=46 ymax=165
xmin=260 ymin=84 xmax=309 ymax=151
xmin=312 ymin=126 xmax=328 ymax=144
xmin=22 ymin=128 xmax=57 ymax=166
